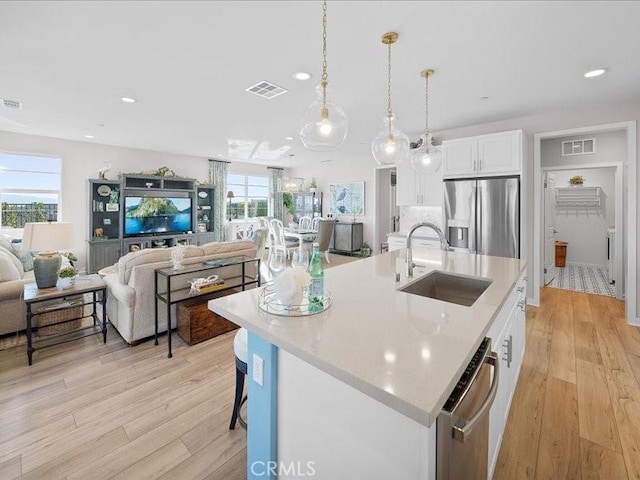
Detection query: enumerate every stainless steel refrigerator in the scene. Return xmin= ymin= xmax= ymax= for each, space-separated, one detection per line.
xmin=444 ymin=176 xmax=520 ymax=258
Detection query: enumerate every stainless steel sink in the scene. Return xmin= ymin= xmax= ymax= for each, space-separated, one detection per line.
xmin=399 ymin=270 xmax=492 ymax=306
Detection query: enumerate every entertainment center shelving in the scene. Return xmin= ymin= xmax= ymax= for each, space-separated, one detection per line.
xmin=87 ymin=174 xmax=215 ymax=273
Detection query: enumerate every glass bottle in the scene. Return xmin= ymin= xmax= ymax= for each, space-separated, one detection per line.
xmin=308 ymin=242 xmax=324 ymax=309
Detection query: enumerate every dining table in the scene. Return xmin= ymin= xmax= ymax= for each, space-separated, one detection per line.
xmin=284 ymin=227 xmax=317 ymax=254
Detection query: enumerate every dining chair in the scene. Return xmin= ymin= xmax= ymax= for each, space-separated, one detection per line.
xmin=298 ymin=216 xmax=312 ymax=230
xmin=270 ymin=219 xmax=299 ymax=258
xmin=315 ymin=219 xmax=335 ymax=264
xmin=310 ymin=216 xmax=321 ymax=232
xmin=256 ymin=217 xmax=272 ymax=249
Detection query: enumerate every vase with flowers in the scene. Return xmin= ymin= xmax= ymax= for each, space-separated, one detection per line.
xmin=569 ymin=175 xmax=584 ymax=187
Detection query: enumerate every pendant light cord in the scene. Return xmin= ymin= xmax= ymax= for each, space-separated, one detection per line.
xmin=387 ymin=40 xmax=393 ymax=134
xmin=424 ymin=73 xmax=430 ymax=142
xmin=321 ymin=0 xmax=328 ymax=108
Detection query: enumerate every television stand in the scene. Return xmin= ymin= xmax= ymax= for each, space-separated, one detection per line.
xmin=123 ymin=233 xmax=196 ymax=253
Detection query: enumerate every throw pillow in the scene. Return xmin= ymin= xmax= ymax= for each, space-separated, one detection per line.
xmin=3 ymin=240 xmax=34 ymax=272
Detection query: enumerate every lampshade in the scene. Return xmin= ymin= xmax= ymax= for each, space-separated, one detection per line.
xmin=371 ymin=32 xmax=409 ymax=165
xmin=410 ymin=69 xmax=441 ymax=173
xmin=22 ymin=222 xmax=73 ymax=253
xmin=226 ymin=191 xmax=234 ymax=199
xmin=278 ymin=177 xmax=304 ymax=193
xmin=372 ymin=116 xmax=410 ymax=165
xmin=22 ymin=222 xmax=73 ymax=289
xmin=410 ymin=134 xmax=442 ymax=174
xmin=298 ymin=0 xmax=348 ymax=151
xmin=299 ymin=83 xmax=348 ymax=151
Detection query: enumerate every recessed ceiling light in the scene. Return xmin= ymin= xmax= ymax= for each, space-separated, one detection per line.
xmin=285 ymin=136 xmax=294 ymax=141
xmin=121 ymin=97 xmax=137 ymax=103
xmin=480 ymin=96 xmax=489 ymax=100
xmin=84 ymin=134 xmax=95 ymax=139
xmin=584 ymin=68 xmax=607 ymax=78
xmin=293 ymin=72 xmax=311 ymax=81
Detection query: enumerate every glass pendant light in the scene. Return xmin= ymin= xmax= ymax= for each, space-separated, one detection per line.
xmin=299 ymin=0 xmax=348 ymax=151
xmin=410 ymin=69 xmax=442 ymax=173
xmin=371 ymin=32 xmax=409 ymax=165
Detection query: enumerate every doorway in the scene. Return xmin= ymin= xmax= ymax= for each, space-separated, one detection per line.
xmin=374 ymin=166 xmax=398 ymax=254
xmin=542 ymin=165 xmax=619 ymax=298
xmin=534 ymin=121 xmax=636 ymax=325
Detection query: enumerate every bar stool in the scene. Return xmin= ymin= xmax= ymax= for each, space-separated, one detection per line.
xmin=230 ymin=327 xmax=248 ymax=430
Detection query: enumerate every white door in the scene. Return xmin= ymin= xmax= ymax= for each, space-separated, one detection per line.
xmin=544 ymin=172 xmax=557 ymax=285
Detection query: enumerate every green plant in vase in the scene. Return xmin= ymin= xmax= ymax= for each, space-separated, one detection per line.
xmin=58 ymin=265 xmax=78 ymax=288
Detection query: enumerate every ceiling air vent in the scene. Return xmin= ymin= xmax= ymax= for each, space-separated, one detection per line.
xmin=245 ymin=81 xmax=288 ymax=99
xmin=1 ymin=98 xmax=23 ymax=110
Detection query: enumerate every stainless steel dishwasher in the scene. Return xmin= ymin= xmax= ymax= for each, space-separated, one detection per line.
xmin=436 ymin=337 xmax=499 ymax=480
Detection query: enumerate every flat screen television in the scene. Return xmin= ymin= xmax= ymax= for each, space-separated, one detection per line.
xmin=124 ymin=196 xmax=193 ymax=237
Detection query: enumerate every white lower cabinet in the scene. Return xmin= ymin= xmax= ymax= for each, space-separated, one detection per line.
xmin=487 ymin=272 xmax=526 ymax=478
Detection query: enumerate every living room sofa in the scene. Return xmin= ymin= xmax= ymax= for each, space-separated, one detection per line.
xmin=103 ymin=240 xmax=257 ymax=344
xmin=0 ymin=245 xmax=34 ymax=336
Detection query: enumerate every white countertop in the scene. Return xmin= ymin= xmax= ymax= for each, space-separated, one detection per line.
xmin=209 ymin=248 xmax=526 ymax=427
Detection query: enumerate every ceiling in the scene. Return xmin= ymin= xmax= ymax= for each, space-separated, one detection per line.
xmin=0 ymin=1 xmax=639 ymax=167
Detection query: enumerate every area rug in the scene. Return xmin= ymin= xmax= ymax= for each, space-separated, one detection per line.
xmin=548 ymin=264 xmax=615 ymax=297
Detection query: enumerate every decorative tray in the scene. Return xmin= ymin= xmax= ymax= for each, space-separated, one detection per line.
xmin=258 ymin=285 xmax=331 ymax=317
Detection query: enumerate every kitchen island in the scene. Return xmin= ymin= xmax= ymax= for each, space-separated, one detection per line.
xmin=209 ymin=248 xmax=527 ymax=480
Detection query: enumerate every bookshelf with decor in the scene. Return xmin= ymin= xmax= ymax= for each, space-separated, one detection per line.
xmin=195 ymin=184 xmax=216 ymax=245
xmin=87 ymin=179 xmax=122 ymax=273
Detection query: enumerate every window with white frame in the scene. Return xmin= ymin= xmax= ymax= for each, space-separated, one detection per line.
xmin=0 ymin=153 xmax=61 ymax=229
xmin=226 ymin=174 xmax=269 ymax=219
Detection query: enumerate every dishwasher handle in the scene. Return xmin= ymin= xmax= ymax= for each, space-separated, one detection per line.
xmin=452 ymin=352 xmax=499 ymax=443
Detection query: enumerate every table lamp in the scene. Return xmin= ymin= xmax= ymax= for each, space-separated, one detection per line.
xmin=22 ymin=222 xmax=74 ymax=289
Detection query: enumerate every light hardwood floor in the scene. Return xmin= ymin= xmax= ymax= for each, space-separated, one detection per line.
xmin=0 ymin=286 xmax=638 ymax=479
xmin=0 ymin=328 xmax=246 ymax=480
xmin=494 ymin=287 xmax=640 ymax=480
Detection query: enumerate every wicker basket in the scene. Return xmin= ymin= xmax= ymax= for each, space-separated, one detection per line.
xmin=34 ymin=295 xmax=85 ymax=336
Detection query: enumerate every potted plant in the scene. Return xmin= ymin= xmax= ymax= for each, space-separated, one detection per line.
xmin=309 ymin=178 xmax=318 ymax=194
xmin=569 ymin=175 xmax=584 ymax=186
xmin=360 ymin=242 xmax=371 ymax=257
xmin=58 ymin=265 xmax=78 ymax=289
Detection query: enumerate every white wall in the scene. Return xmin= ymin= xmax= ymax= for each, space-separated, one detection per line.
xmin=0 ymin=130 xmax=272 ymax=271
xmin=550 ymin=168 xmax=616 ymax=267
xmin=541 ymin=130 xmax=627 ymax=168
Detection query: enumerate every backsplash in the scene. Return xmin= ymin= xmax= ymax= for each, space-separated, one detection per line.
xmin=399 ymin=206 xmax=443 ymax=234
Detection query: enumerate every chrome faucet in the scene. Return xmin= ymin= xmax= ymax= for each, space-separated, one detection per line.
xmin=406 ymin=222 xmax=451 ymax=277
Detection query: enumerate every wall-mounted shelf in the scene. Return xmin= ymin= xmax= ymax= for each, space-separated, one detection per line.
xmin=555 ymin=186 xmax=602 ymax=206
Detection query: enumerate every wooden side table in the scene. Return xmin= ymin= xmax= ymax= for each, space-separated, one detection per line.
xmin=23 ymin=274 xmax=107 ymax=365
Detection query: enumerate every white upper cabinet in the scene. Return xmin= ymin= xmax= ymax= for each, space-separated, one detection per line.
xmin=442 ymin=139 xmax=477 ymax=176
xmin=396 ymin=152 xmax=444 ymax=206
xmin=442 ymin=130 xmax=522 ymax=178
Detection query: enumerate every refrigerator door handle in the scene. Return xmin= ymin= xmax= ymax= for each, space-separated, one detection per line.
xmin=469 ymin=185 xmax=477 ymax=253
xmin=477 ymin=185 xmax=483 ymax=255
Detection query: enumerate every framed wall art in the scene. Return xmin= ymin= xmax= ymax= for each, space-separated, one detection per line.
xmin=328 ymin=182 xmax=365 ymax=216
